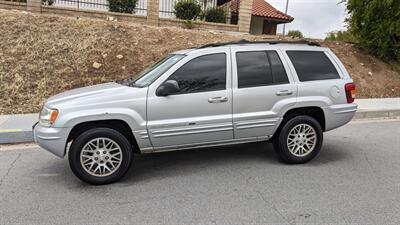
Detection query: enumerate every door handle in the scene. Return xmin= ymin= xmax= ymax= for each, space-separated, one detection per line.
xmin=208 ymin=96 xmax=228 ymax=103
xmin=276 ymin=90 xmax=293 ymax=96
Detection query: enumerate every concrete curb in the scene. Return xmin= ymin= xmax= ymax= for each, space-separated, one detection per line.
xmin=353 ymin=110 xmax=400 ymax=120
xmin=0 ymin=113 xmax=37 ymax=144
xmin=0 ymin=131 xmax=33 ymax=144
xmin=1 ymin=109 xmax=399 ymax=144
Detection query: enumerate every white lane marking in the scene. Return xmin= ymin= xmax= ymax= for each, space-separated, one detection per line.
xmin=37 ymin=173 xmax=61 ymax=177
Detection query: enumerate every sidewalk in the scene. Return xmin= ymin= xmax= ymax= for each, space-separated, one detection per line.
xmin=0 ymin=113 xmax=37 ymax=144
xmin=353 ymin=98 xmax=400 ymax=119
xmin=1 ymin=98 xmax=399 ymax=144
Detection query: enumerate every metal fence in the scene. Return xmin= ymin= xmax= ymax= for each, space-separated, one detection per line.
xmin=48 ymin=0 xmax=239 ymax=24
xmin=158 ymin=0 xmax=239 ymax=25
xmin=51 ymin=0 xmax=147 ymax=16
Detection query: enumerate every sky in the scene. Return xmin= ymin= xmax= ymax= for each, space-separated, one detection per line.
xmin=267 ymin=0 xmax=348 ymax=39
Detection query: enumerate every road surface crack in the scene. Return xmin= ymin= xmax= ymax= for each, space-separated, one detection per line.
xmin=234 ymin=170 xmax=291 ymax=225
xmin=0 ymin=153 xmax=21 ymax=186
xmin=254 ymin=190 xmax=292 ymax=225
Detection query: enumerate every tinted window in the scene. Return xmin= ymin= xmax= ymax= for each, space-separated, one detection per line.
xmin=169 ymin=53 xmax=226 ymax=94
xmin=131 ymin=54 xmax=185 ymax=87
xmin=267 ymin=51 xmax=289 ymax=84
xmin=236 ymin=51 xmax=273 ymax=88
xmin=286 ymin=51 xmax=340 ymax=81
xmin=236 ymin=51 xmax=289 ymax=88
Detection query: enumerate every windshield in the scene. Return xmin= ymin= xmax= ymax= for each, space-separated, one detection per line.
xmin=122 ymin=54 xmax=185 ymax=88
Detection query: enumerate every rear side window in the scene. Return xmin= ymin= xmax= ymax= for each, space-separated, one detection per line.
xmin=236 ymin=51 xmax=273 ymax=88
xmin=286 ymin=51 xmax=340 ymax=81
xmin=169 ymin=53 xmax=226 ymax=94
xmin=267 ymin=51 xmax=289 ymax=84
xmin=236 ymin=51 xmax=289 ymax=88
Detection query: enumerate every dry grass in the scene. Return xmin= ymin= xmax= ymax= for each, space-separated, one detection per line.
xmin=0 ymin=9 xmax=399 ymax=114
xmin=323 ymin=41 xmax=400 ymax=99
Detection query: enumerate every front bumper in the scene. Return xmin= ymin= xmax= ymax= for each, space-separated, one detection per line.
xmin=33 ymin=123 xmax=71 ymax=158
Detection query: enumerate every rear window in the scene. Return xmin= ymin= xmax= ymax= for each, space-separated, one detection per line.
xmin=286 ymin=51 xmax=340 ymax=81
xmin=236 ymin=51 xmax=273 ymax=88
xmin=267 ymin=51 xmax=289 ymax=84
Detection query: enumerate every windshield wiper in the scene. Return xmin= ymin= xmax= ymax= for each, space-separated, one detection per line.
xmin=115 ymin=77 xmax=142 ymax=88
xmin=129 ymin=83 xmax=142 ymax=88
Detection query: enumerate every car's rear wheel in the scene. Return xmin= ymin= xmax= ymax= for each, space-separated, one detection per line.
xmin=273 ymin=115 xmax=323 ymax=164
xmin=68 ymin=128 xmax=133 ymax=185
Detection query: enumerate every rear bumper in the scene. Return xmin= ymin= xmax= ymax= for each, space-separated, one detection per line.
xmin=323 ymin=103 xmax=358 ymax=131
xmin=33 ymin=123 xmax=70 ymax=158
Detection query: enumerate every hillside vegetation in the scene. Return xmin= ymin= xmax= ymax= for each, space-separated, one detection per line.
xmin=0 ymin=9 xmax=399 ymax=114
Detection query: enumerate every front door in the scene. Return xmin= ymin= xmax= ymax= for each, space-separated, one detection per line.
xmin=146 ymin=50 xmax=233 ymax=149
xmin=231 ymin=47 xmax=297 ymax=139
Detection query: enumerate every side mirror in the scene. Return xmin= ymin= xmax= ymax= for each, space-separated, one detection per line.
xmin=156 ymin=80 xmax=180 ymax=96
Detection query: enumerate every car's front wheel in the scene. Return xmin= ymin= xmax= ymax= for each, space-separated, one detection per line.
xmin=68 ymin=128 xmax=133 ymax=185
xmin=273 ymin=115 xmax=323 ymax=164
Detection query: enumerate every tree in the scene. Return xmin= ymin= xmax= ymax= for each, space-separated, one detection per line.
xmin=174 ymin=0 xmax=201 ymax=20
xmin=204 ymin=7 xmax=226 ymax=23
xmin=108 ymin=0 xmax=138 ymax=13
xmin=344 ymin=0 xmax=400 ymax=60
xmin=287 ymin=30 xmax=304 ymax=38
xmin=325 ymin=30 xmax=356 ymax=43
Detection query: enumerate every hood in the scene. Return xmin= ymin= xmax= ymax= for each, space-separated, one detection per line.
xmin=46 ymin=82 xmax=136 ymax=108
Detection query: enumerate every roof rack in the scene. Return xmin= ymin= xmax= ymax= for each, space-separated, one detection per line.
xmin=197 ymin=39 xmax=321 ymax=49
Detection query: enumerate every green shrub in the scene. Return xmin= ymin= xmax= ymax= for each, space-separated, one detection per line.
xmin=183 ymin=19 xmax=195 ymax=29
xmin=287 ymin=30 xmax=304 ymax=38
xmin=174 ymin=0 xmax=201 ymax=20
xmin=204 ymin=7 xmax=226 ymax=23
xmin=344 ymin=0 xmax=400 ymax=60
xmin=107 ymin=0 xmax=138 ymax=13
xmin=42 ymin=0 xmax=54 ymax=5
xmin=325 ymin=30 xmax=357 ymax=43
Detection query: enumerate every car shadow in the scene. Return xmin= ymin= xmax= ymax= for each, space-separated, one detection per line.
xmin=122 ymin=142 xmax=278 ymax=184
xmin=121 ymin=138 xmax=350 ymax=184
xmin=40 ymin=137 xmax=351 ymax=186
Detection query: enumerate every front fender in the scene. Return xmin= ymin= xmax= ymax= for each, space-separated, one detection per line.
xmin=52 ymin=108 xmax=150 ymax=156
xmin=56 ymin=108 xmax=146 ymax=131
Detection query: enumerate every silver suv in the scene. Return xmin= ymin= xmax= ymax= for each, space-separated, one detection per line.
xmin=33 ymin=40 xmax=357 ymax=184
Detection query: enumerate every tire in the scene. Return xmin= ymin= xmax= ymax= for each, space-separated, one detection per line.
xmin=273 ymin=115 xmax=323 ymax=164
xmin=68 ymin=128 xmax=133 ymax=185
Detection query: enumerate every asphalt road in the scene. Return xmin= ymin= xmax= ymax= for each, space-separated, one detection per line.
xmin=0 ymin=120 xmax=399 ymax=225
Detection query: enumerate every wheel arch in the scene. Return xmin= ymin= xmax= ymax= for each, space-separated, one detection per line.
xmin=67 ymin=119 xmax=140 ymax=153
xmin=273 ymin=106 xmax=326 ymax=139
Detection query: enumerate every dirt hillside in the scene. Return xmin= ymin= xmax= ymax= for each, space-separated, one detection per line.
xmin=0 ymin=9 xmax=399 ymax=114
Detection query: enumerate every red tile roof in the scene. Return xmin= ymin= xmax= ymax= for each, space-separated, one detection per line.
xmin=231 ymin=0 xmax=294 ymax=22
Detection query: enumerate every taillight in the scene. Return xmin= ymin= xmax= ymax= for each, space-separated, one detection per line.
xmin=345 ymin=83 xmax=356 ymax=103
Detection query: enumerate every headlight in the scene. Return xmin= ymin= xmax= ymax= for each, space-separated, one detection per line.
xmin=39 ymin=107 xmax=58 ymax=126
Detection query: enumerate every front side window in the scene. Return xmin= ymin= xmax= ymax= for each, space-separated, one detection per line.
xmin=286 ymin=51 xmax=340 ymax=81
xmin=236 ymin=51 xmax=289 ymax=88
xmin=168 ymin=53 xmax=226 ymax=94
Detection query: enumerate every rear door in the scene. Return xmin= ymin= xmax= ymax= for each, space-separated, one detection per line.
xmin=231 ymin=46 xmax=297 ymax=139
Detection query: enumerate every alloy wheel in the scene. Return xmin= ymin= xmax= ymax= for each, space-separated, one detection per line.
xmin=286 ymin=123 xmax=317 ymax=157
xmin=80 ymin=138 xmax=123 ymax=177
